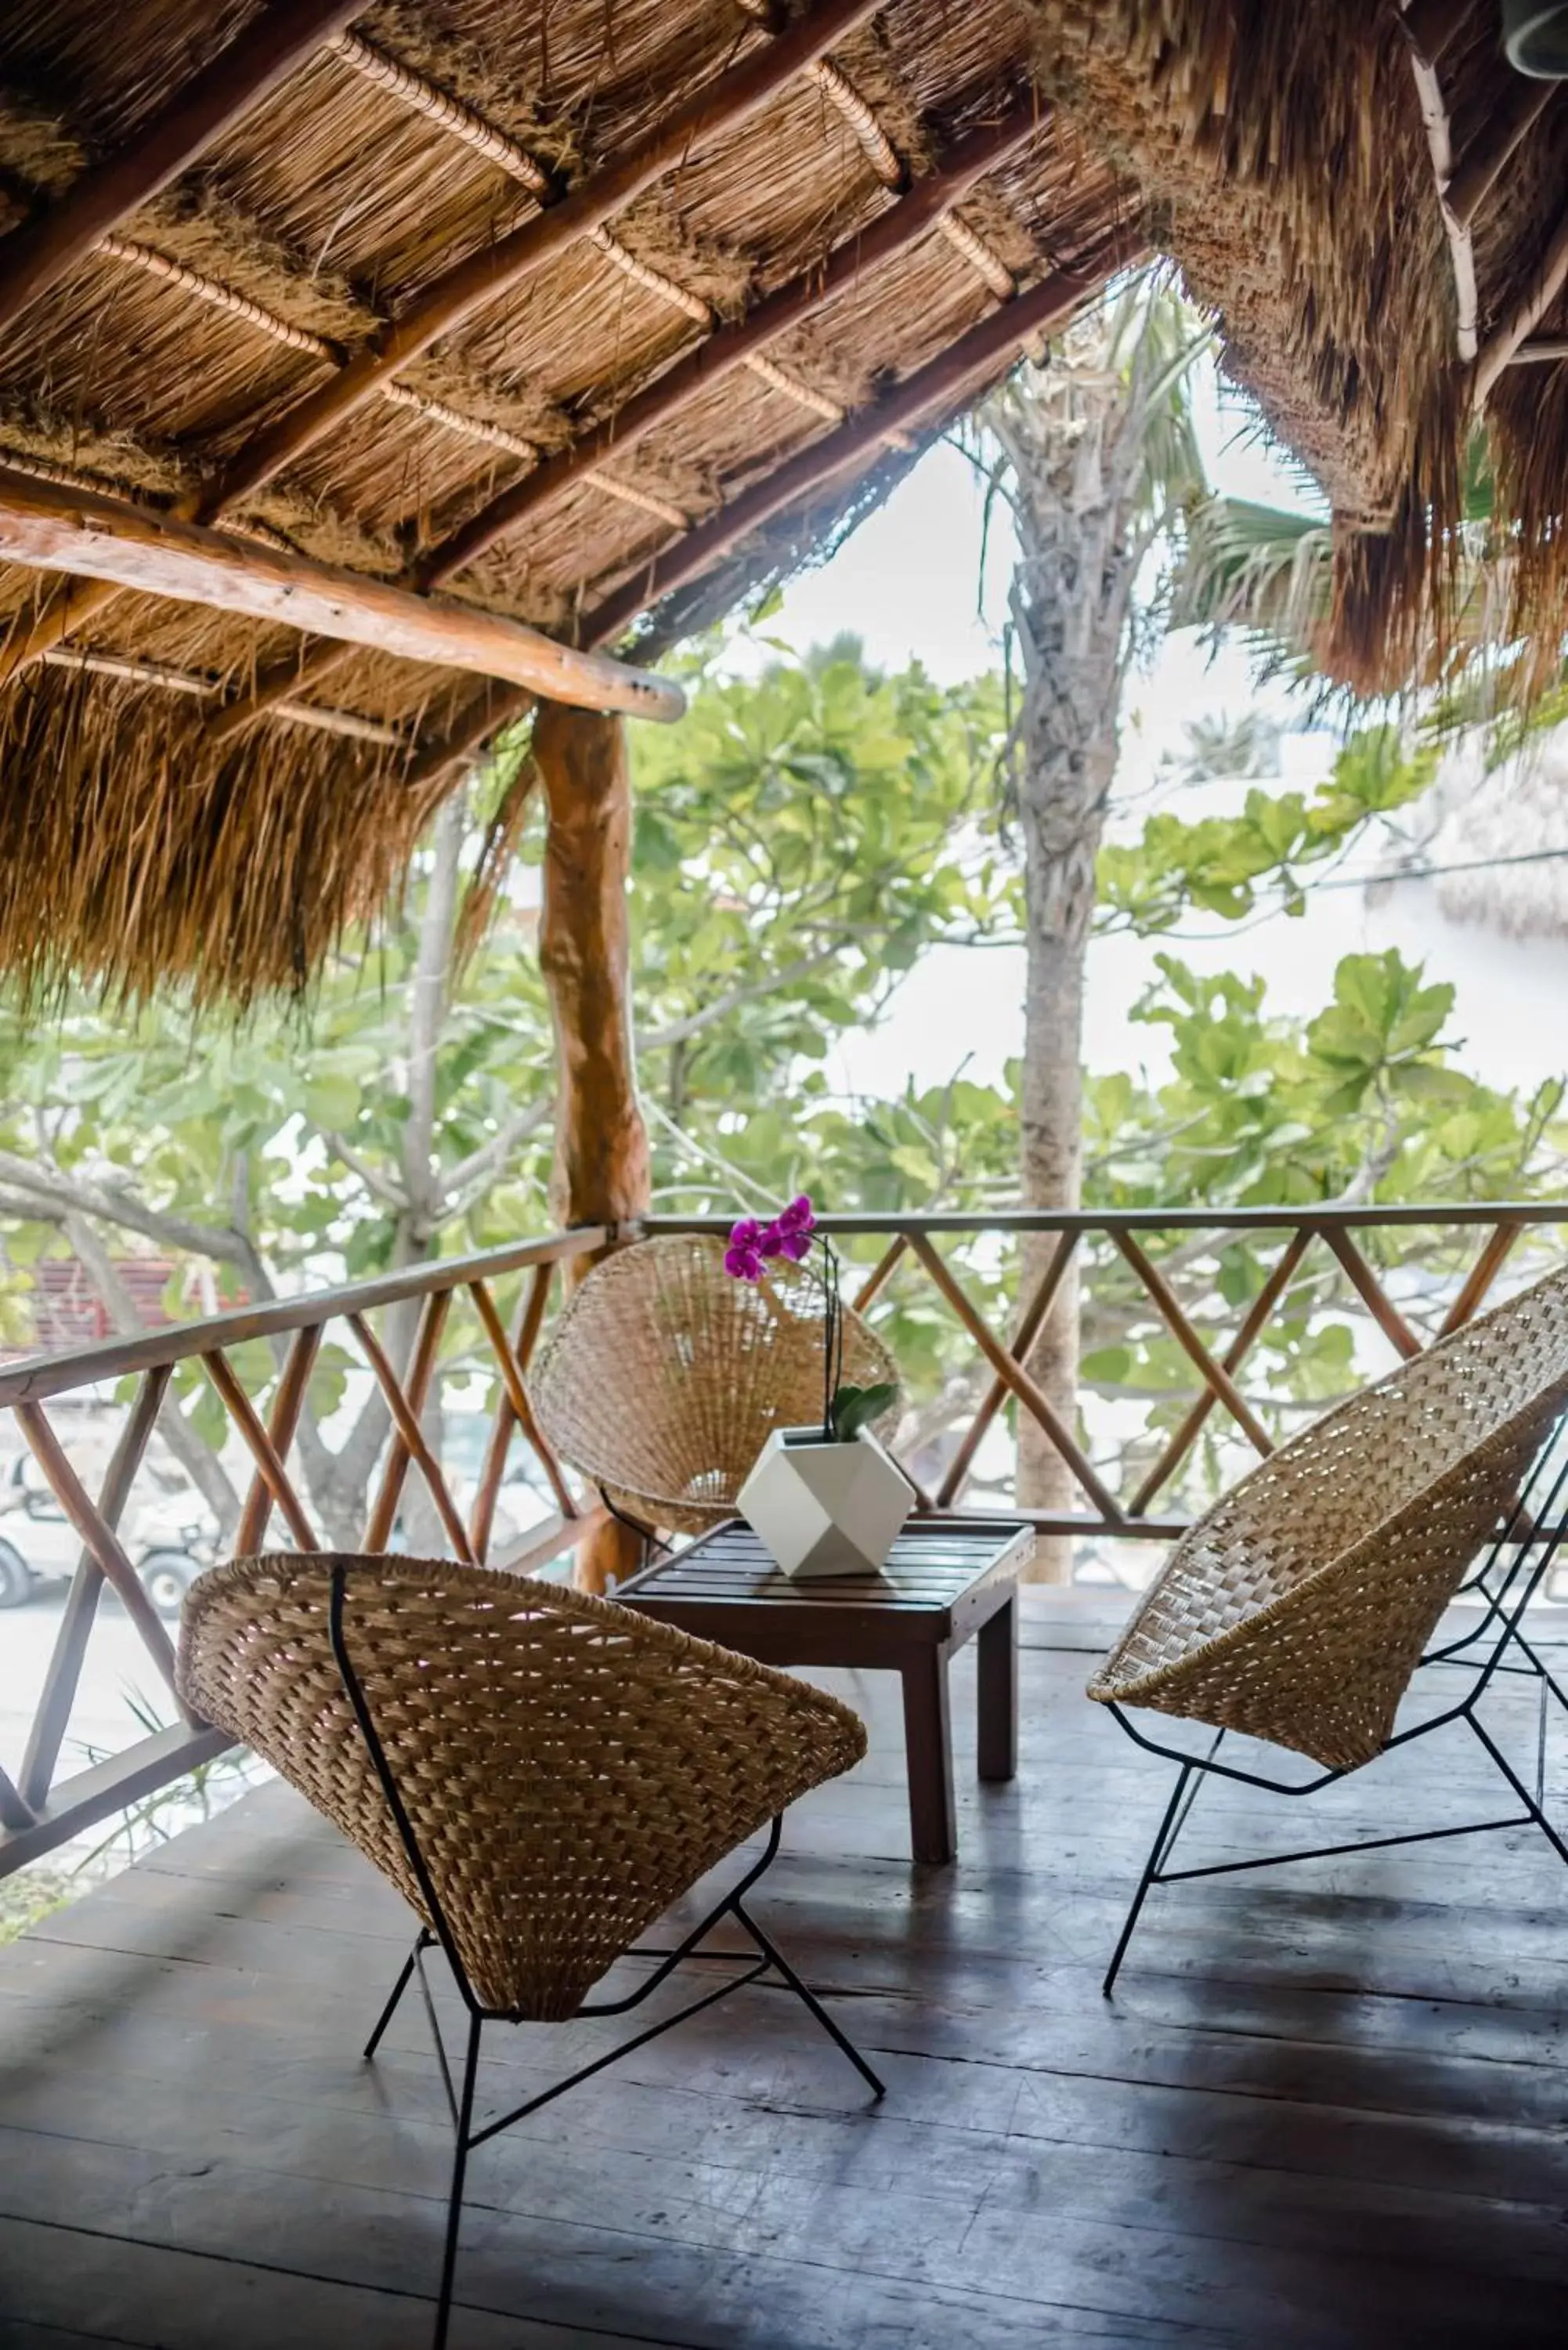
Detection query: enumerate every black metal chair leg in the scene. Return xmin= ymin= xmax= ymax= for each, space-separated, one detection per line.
xmin=1103 ymin=1761 xmax=1193 ymax=1998
xmin=1466 ymin=1712 xmax=1568 ymax=1871
xmin=432 ymin=2010 xmax=482 ymax=2350
xmin=363 ymin=1931 xmax=429 ymax=2063
xmin=732 ymin=1896 xmax=886 ymax=2099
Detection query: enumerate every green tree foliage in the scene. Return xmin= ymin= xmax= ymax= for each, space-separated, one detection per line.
xmin=0 ymin=642 xmax=1559 ymax=1530
xmin=1097 ymin=727 xmax=1436 ymax=931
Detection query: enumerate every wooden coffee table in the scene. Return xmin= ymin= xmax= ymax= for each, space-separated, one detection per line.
xmin=617 ymin=1514 xmax=1033 ymax=1864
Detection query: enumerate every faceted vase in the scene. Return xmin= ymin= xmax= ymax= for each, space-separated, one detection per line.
xmin=736 ymin=1425 xmax=915 ymax=1579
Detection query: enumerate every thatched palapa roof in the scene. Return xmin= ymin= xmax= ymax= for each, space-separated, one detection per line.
xmin=0 ymin=0 xmax=1563 ymax=1002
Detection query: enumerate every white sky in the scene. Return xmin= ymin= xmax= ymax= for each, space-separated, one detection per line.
xmin=711 ymin=360 xmax=1568 ymax=1111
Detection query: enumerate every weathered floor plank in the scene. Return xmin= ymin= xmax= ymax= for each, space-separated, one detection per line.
xmin=2 ymin=1600 xmax=1568 ymax=2345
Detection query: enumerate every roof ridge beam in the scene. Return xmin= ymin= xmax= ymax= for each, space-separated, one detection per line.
xmin=0 ymin=0 xmax=366 ymax=338
xmin=199 ymin=0 xmax=885 ymax=516
xmin=0 ymin=467 xmax=684 ymax=721
xmin=584 ymin=243 xmax=1128 ymax=645
xmin=421 ymin=96 xmax=1043 ymax=585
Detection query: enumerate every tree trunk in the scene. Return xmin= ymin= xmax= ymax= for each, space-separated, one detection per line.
xmin=1016 ymin=726 xmax=1113 ymax=1580
xmin=988 ymin=350 xmax=1145 ymax=1581
xmin=533 ymin=700 xmax=652 ymax=1592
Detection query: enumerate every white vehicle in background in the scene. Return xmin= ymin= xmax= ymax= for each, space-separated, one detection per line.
xmin=0 ymin=1446 xmax=219 ymax=1619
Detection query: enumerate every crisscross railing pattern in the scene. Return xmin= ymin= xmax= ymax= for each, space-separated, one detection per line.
xmin=0 ymin=1229 xmax=605 ymax=1878
xmin=2 ymin=1202 xmax=1563 ymax=1882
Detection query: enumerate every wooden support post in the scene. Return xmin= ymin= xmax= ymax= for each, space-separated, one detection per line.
xmin=533 ymin=700 xmax=652 ymax=1593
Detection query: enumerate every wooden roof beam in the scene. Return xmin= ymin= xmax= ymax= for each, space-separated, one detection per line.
xmin=1476 ymin=203 xmax=1568 ymax=401
xmin=404 ymin=684 xmax=537 ymax=793
xmin=1447 ymin=80 xmax=1559 ymax=234
xmin=202 ymin=0 xmax=886 ymax=517
xmin=0 ymin=469 xmax=684 ymax=722
xmin=410 ymin=240 xmax=1125 ymax=787
xmin=0 ymin=0 xmax=366 ymax=339
xmin=422 ymin=95 xmax=1046 ymax=587
xmin=585 ymin=248 xmax=1127 ymax=645
xmin=1397 ymin=0 xmax=1477 ymax=67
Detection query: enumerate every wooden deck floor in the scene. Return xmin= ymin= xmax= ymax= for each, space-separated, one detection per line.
xmin=3 ymin=1596 xmax=1568 ymax=2348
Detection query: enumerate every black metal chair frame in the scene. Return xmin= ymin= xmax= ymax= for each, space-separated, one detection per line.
xmin=1100 ymin=1416 xmax=1568 ymax=1999
xmin=325 ymin=1567 xmax=884 ymax=2350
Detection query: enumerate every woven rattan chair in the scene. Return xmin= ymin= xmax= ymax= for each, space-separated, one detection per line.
xmin=530 ymin=1232 xmax=899 ymax=1536
xmin=178 ymin=1552 xmax=880 ymax=2349
xmin=1088 ymin=1261 xmax=1568 ymax=1994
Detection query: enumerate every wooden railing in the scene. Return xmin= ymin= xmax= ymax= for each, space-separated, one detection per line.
xmin=2 ymin=1200 xmax=1564 ymax=1881
xmin=0 ymin=1227 xmax=607 ymax=1878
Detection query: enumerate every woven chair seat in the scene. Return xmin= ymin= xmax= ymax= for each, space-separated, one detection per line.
xmin=1089 ymin=1263 xmax=1568 ymax=1770
xmin=178 ymin=1554 xmax=866 ymax=2020
xmin=530 ymin=1233 xmax=898 ymax=1535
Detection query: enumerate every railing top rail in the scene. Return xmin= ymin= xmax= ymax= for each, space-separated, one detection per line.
xmin=0 ymin=1224 xmax=609 ymax=1408
xmin=641 ymin=1206 xmax=1568 ymax=1235
xmin=4 ymin=1201 xmax=1566 ymax=1408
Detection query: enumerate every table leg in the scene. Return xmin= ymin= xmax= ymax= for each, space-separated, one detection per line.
xmin=977 ymin=1594 xmax=1017 ymax=1782
xmin=900 ymin=1648 xmax=956 ymax=1864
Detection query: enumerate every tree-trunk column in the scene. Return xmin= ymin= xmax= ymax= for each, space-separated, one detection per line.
xmin=533 ymin=699 xmax=652 ymax=1593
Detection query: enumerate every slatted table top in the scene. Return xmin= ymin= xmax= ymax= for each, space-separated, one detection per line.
xmin=618 ymin=1514 xmax=1033 ymax=1657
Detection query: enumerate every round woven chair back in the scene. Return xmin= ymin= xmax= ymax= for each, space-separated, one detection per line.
xmin=177 ymin=1553 xmax=865 ymax=2020
xmin=530 ymin=1233 xmax=899 ymax=1534
xmin=1089 ymin=1261 xmax=1568 ymax=1770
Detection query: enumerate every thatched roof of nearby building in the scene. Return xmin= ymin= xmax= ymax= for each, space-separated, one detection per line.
xmin=1418 ymin=721 xmax=1568 ymax=942
xmin=0 ymin=0 xmax=1563 ymax=1001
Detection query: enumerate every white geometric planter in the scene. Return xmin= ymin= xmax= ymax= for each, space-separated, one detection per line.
xmin=736 ymin=1425 xmax=915 ymax=1579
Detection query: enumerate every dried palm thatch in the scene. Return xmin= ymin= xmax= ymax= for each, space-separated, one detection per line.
xmin=0 ymin=0 xmax=1137 ymax=1003
xmin=1028 ymin=3 xmax=1568 ymax=700
xmin=0 ymin=0 xmax=1563 ymax=1004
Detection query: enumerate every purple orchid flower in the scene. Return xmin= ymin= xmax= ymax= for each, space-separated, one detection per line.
xmin=771 ymin=1194 xmax=817 ymax=1262
xmin=724 ymin=1217 xmax=766 ymax=1281
xmin=724 ymin=1196 xmax=817 ymax=1281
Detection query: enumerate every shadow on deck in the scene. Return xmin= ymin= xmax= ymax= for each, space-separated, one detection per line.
xmin=2 ymin=1594 xmax=1568 ymax=2348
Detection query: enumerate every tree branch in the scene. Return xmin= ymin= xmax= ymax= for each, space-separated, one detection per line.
xmin=321 ymin=1133 xmax=410 ymax=1210
xmin=440 ymin=1094 xmax=555 ymax=1205
xmin=403 ymin=798 xmax=464 ymax=1229
xmin=637 ymin=949 xmax=844 ymax=1053
xmin=0 ymin=1149 xmax=249 ymax=1263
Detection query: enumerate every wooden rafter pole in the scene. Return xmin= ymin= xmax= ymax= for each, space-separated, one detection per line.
xmin=533 ymin=700 xmax=652 ymax=1596
xmin=1398 ymin=2 xmax=1477 ymax=362
xmin=199 ymin=0 xmax=885 ymax=516
xmin=423 ymin=96 xmax=1046 ymax=585
xmin=0 ymin=0 xmax=366 ymax=340
xmin=0 ymin=0 xmax=879 ymax=693
xmin=0 ymin=468 xmax=685 ymax=721
xmin=586 ymin=248 xmax=1125 ymax=645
